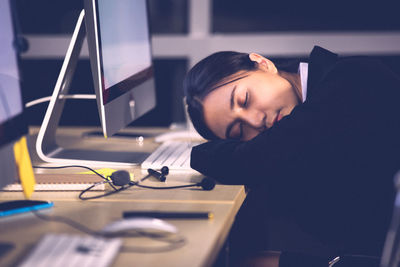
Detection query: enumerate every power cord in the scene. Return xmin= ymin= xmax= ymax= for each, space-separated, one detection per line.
xmin=31 ymin=209 xmax=186 ymax=252
xmin=25 ymin=94 xmax=96 ymax=108
xmin=32 ymin=210 xmax=97 ymax=236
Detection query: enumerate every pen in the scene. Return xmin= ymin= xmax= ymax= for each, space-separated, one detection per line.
xmin=123 ymin=211 xmax=214 ymax=219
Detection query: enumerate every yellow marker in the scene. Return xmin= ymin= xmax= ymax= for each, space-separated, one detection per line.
xmin=13 ymin=136 xmax=36 ymax=198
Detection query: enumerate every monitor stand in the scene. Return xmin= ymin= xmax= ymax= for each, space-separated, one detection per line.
xmin=35 ymin=10 xmax=150 ymax=167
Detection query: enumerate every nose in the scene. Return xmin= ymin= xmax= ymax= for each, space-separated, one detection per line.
xmin=235 ymin=108 xmax=266 ymax=130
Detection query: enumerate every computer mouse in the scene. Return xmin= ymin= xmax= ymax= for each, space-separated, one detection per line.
xmin=101 ymin=218 xmax=178 ymax=234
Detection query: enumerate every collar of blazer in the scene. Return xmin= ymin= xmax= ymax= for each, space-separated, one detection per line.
xmin=306 ymin=46 xmax=339 ymax=99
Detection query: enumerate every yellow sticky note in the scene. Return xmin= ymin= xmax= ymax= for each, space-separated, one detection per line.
xmin=78 ymin=168 xmax=118 ymax=177
xmin=13 ymin=136 xmax=36 ymax=198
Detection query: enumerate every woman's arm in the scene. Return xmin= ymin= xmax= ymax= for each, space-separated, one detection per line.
xmin=190 ymin=99 xmax=330 ymax=186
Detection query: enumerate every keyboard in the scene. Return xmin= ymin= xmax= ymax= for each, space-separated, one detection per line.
xmin=141 ymin=141 xmax=200 ymax=171
xmin=18 ymin=234 xmax=122 ymax=267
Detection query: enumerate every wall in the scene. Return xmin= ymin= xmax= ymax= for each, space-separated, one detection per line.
xmin=16 ymin=0 xmax=400 ymax=127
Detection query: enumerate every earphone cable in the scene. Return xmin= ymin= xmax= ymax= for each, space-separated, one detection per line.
xmin=133 ymin=183 xmax=197 ymax=190
xmin=33 ymin=165 xmax=117 ymax=191
xmin=78 ymin=184 xmax=131 ymax=200
xmin=33 ymin=165 xmax=107 ymax=180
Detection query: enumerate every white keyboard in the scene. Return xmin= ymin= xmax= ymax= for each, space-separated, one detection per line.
xmin=141 ymin=141 xmax=200 ymax=171
xmin=18 ymin=234 xmax=122 ymax=267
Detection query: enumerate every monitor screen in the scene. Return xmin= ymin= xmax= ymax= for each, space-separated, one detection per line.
xmin=0 ymin=0 xmax=27 ymax=188
xmin=98 ymin=1 xmax=152 ymax=99
xmin=85 ymin=0 xmax=156 ymax=138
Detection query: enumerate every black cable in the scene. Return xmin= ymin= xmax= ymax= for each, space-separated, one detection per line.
xmin=119 ymin=232 xmax=186 ymax=253
xmin=133 ymin=183 xmax=200 ymax=190
xmin=33 ymin=165 xmax=118 ymax=191
xmin=33 ymin=165 xmax=210 ymax=200
xmin=31 ymin=210 xmax=186 ymax=252
xmin=79 ymin=180 xmax=206 ymax=200
xmin=32 ymin=210 xmax=98 ymax=236
xmin=32 ymin=164 xmax=138 ymax=200
xmin=78 ymin=183 xmax=131 ymax=200
xmin=140 ymin=173 xmax=151 ymax=182
xmin=30 ymin=165 xmax=189 ymax=251
xmin=33 ymin=165 xmax=108 ymax=181
xmin=79 ymin=180 xmax=195 ymax=200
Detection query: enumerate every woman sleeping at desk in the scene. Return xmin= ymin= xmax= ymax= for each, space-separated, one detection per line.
xmin=183 ymin=46 xmax=400 ymax=266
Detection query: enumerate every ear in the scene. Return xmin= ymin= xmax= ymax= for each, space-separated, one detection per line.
xmin=249 ymin=53 xmax=278 ymax=74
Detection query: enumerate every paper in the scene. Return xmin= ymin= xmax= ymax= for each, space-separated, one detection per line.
xmin=79 ymin=168 xmax=135 ymax=181
xmin=78 ymin=168 xmax=116 ymax=176
xmin=13 ymin=136 xmax=36 ymax=198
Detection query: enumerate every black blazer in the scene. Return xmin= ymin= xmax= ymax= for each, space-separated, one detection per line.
xmin=191 ymin=46 xmax=400 ymax=255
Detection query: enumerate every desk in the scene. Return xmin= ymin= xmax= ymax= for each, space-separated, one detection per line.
xmin=0 ymin=127 xmax=246 ymax=267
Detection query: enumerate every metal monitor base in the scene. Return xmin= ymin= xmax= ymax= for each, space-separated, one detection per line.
xmin=35 ymin=10 xmax=149 ymax=167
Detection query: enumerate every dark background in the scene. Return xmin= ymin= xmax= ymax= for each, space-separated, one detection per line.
xmin=14 ymin=0 xmax=400 ymax=128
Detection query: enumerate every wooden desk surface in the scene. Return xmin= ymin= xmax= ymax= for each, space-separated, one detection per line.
xmin=0 ymin=198 xmax=244 ymax=267
xmin=0 ymin=127 xmax=247 ymax=267
xmin=0 ymin=184 xmax=245 ymax=204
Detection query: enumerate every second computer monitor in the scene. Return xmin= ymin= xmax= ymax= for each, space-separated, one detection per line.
xmin=84 ymin=0 xmax=156 ymax=138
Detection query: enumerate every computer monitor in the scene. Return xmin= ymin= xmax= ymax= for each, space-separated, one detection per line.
xmin=0 ymin=0 xmax=28 ymax=189
xmin=84 ymin=0 xmax=155 ymax=138
xmin=36 ymin=0 xmax=156 ymax=166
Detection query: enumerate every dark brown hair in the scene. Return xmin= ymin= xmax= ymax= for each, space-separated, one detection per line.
xmin=183 ymin=51 xmax=299 ymax=140
xmin=183 ymin=51 xmax=257 ymax=140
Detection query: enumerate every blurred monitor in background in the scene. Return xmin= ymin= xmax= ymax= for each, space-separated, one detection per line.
xmin=0 ymin=0 xmax=28 ymax=189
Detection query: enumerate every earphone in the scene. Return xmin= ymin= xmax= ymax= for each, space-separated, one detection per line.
xmin=109 ymin=170 xmax=131 ymax=186
xmin=145 ymin=166 xmax=169 ymax=182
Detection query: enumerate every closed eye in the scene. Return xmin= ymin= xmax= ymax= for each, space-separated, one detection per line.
xmin=243 ymin=91 xmax=249 ymax=107
xmin=238 ymin=90 xmax=249 ymax=108
xmin=227 ymin=91 xmax=248 ymax=139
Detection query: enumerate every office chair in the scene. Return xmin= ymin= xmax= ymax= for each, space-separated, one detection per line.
xmin=380 ymin=171 xmax=400 ymax=267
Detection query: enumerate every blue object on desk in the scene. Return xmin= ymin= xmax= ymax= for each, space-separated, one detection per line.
xmin=0 ymin=200 xmax=53 ymax=217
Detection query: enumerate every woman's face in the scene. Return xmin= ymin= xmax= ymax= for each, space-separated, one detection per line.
xmin=202 ymin=53 xmax=301 ymax=141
